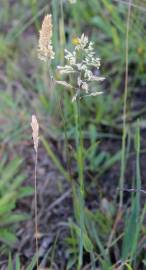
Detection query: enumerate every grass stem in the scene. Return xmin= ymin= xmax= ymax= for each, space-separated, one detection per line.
xmin=34 ymin=149 xmax=39 ymax=269
xmin=119 ymin=0 xmax=132 ymax=209
xmin=73 ymin=100 xmax=84 ymax=269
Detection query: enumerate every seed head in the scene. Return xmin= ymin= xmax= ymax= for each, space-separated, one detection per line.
xmin=31 ymin=115 xmax=39 ymax=153
xmin=38 ymin=14 xmax=55 ymax=62
xmin=57 ymin=33 xmax=105 ymax=101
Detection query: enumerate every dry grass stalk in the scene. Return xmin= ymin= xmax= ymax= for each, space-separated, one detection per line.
xmin=38 ymin=14 xmax=55 ymax=61
xmin=31 ymin=115 xmax=39 ymax=269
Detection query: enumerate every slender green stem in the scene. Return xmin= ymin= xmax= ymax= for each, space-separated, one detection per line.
xmin=60 ymin=0 xmax=65 ymax=64
xmin=59 ymin=95 xmax=73 ymax=180
xmin=51 ymin=0 xmax=59 ymax=65
xmin=119 ymin=0 xmax=132 ymax=209
xmin=73 ymin=100 xmax=84 ymax=270
xmin=57 ymin=93 xmax=77 ymax=202
xmin=30 ymin=0 xmax=39 ymax=31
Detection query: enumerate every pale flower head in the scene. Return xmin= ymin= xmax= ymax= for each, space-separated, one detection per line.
xmin=57 ymin=33 xmax=105 ymax=102
xmin=38 ymin=14 xmax=55 ymax=62
xmin=75 ymin=34 xmax=89 ymax=50
xmin=31 ymin=115 xmax=39 ymax=153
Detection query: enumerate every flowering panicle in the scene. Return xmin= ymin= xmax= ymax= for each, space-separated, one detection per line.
xmin=57 ymin=34 xmax=105 ymax=102
xmin=38 ymin=14 xmax=55 ymax=62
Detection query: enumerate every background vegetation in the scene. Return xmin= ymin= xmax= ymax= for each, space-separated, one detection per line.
xmin=0 ymin=0 xmax=146 ymax=269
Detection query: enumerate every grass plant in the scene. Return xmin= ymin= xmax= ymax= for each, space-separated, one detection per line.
xmin=1 ymin=0 xmax=146 ymax=269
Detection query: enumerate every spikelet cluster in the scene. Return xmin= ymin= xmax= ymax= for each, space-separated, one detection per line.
xmin=57 ymin=34 xmax=105 ymax=102
xmin=31 ymin=115 xmax=39 ymax=153
xmin=38 ymin=14 xmax=55 ymax=62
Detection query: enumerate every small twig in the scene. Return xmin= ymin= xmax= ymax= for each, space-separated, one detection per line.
xmin=113 ymin=0 xmax=146 ymax=13
xmin=118 ymin=188 xmax=146 ymax=195
xmin=47 ymin=189 xmax=71 ymax=212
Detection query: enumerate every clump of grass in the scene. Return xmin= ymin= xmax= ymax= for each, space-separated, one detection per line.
xmin=34 ymin=3 xmax=146 ymax=269
xmin=37 ymin=12 xmax=105 ymax=269
xmin=1 ymin=0 xmax=146 ymax=268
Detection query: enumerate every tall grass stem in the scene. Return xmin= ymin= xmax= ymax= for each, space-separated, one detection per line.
xmin=34 ymin=150 xmax=39 ymax=270
xmin=73 ymin=101 xmax=84 ymax=270
xmin=119 ymin=0 xmax=132 ymax=209
xmin=31 ymin=115 xmax=39 ymax=269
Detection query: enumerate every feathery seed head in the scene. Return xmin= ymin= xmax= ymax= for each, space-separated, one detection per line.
xmin=31 ymin=115 xmax=39 ymax=153
xmin=38 ymin=14 xmax=55 ymax=62
xmin=57 ymin=33 xmax=105 ymax=101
